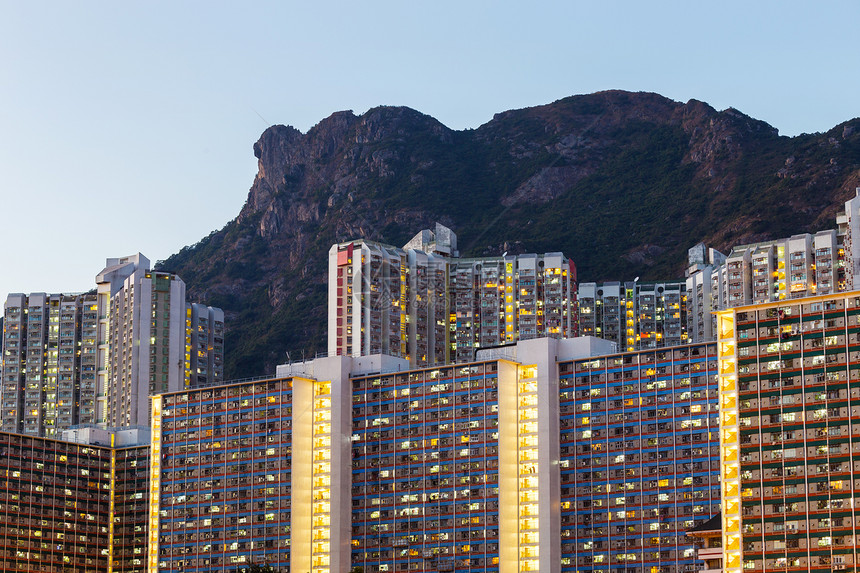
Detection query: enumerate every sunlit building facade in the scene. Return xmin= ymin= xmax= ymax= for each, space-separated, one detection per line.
xmin=717 ymin=291 xmax=860 ymax=573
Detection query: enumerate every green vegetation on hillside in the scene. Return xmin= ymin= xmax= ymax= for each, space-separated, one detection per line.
xmin=158 ymin=93 xmax=860 ymax=378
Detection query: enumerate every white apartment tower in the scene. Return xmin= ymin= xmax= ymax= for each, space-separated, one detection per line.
xmin=98 ymin=255 xmax=188 ymax=427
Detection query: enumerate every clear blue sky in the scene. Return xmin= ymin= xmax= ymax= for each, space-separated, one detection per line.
xmin=1 ymin=1 xmax=858 ymax=299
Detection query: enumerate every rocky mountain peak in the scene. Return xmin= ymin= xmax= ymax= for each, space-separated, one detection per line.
xmin=160 ymin=91 xmax=860 ymax=378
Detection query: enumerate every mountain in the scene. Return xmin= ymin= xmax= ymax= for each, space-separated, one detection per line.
xmin=157 ymin=90 xmax=860 ymax=378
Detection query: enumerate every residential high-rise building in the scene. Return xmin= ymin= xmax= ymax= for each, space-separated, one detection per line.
xmin=448 ymin=252 xmax=577 ymax=363
xmin=0 ymin=254 xmax=224 ymax=435
xmin=99 ymin=256 xmax=190 ymax=427
xmin=145 ymin=336 xmax=727 ymax=573
xmin=185 ymin=303 xmax=225 ymax=389
xmin=684 ymin=243 xmax=727 ymax=344
xmin=716 ymin=291 xmax=860 ymax=572
xmin=577 ymin=280 xmax=689 ymax=351
xmin=0 ymin=426 xmax=149 ymax=573
xmin=685 ymin=189 xmax=860 ymax=343
xmin=97 ymin=255 xmax=225 ymax=426
xmin=686 ymin=231 xmax=847 ymax=344
xmin=837 ymin=186 xmax=860 ymax=288
xmin=328 ymin=224 xmax=577 ymax=367
xmin=558 ymin=342 xmax=720 ymax=572
xmin=1 ymin=292 xmax=99 ymax=436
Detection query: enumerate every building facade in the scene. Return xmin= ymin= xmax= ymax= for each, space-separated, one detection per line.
xmin=559 ymin=342 xmax=721 ymax=573
xmin=577 ymin=280 xmax=688 ymax=352
xmin=1 ymin=292 xmax=99 ymax=436
xmin=686 ymin=189 xmax=860 ymax=344
xmin=0 ymin=254 xmax=224 ymax=436
xmin=100 ymin=256 xmax=190 ymax=427
xmin=448 ymin=253 xmax=577 ymax=363
xmin=328 ymin=224 xmax=577 ymax=367
xmin=186 ymin=303 xmax=226 ymax=390
xmin=148 ymin=337 xmax=725 ymax=573
xmin=149 ymin=378 xmax=298 ymax=572
xmin=716 ymin=291 xmax=860 ymax=572
xmin=0 ymin=427 xmax=149 ymax=572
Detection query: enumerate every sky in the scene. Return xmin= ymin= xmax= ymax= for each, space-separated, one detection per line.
xmin=1 ymin=1 xmax=858 ymax=300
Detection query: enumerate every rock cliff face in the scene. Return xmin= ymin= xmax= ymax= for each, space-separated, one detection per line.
xmin=159 ymin=90 xmax=860 ymax=377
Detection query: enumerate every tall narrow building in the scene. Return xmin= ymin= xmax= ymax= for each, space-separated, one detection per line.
xmin=97 ymin=255 xmax=225 ymax=427
xmin=186 ymin=303 xmax=225 ymax=389
xmin=99 ymin=256 xmax=188 ymax=427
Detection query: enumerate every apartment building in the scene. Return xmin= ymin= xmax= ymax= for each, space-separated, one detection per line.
xmin=1 ymin=292 xmax=99 ymax=436
xmin=146 ymin=336 xmax=728 ymax=573
xmin=328 ymin=224 xmax=577 ymax=367
xmin=149 ymin=377 xmax=299 ymax=572
xmin=0 ymin=254 xmax=224 ymax=435
xmin=100 ymin=256 xmax=190 ymax=427
xmin=837 ymin=186 xmax=860 ymax=288
xmin=349 ymin=357 xmax=518 ymax=572
xmin=577 ymin=280 xmax=688 ymax=351
xmin=448 ymin=253 xmax=576 ymax=363
xmin=685 ymin=232 xmax=847 ymax=344
xmin=186 ymin=303 xmax=226 ymax=389
xmin=716 ymin=291 xmax=860 ymax=572
xmin=558 ymin=342 xmax=721 ymax=573
xmin=0 ymin=427 xmax=149 ymax=573
xmin=685 ymin=189 xmax=860 ymax=343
